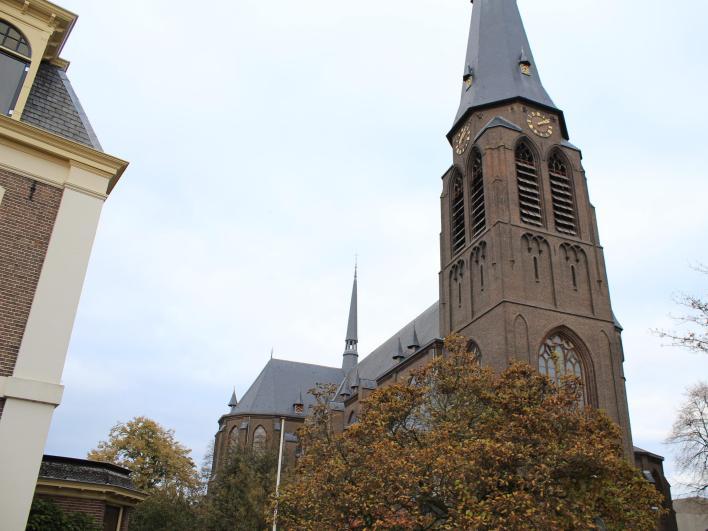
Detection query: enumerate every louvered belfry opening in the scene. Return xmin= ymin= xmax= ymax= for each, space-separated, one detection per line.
xmin=451 ymin=173 xmax=466 ymax=255
xmin=515 ymin=142 xmax=543 ymax=226
xmin=470 ymin=148 xmax=486 ymax=239
xmin=549 ymin=153 xmax=578 ymax=235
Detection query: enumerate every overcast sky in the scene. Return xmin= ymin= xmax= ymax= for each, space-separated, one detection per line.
xmin=44 ymin=0 xmax=708 ymax=496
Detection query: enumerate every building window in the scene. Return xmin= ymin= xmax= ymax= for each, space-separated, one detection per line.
xmin=539 ymin=334 xmax=585 ymax=405
xmin=516 ymin=142 xmax=543 ymax=227
xmin=467 ymin=340 xmax=482 ymax=365
xmin=451 ymin=173 xmax=466 ymax=255
xmin=470 ymin=148 xmax=486 ymax=238
xmin=348 ymin=411 xmax=358 ymax=426
xmin=548 ymin=153 xmax=578 ymax=235
xmin=252 ymin=426 xmax=267 ymax=454
xmin=0 ymin=20 xmax=31 ymax=117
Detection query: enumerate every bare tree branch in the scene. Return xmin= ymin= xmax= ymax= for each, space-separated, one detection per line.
xmin=654 ymin=265 xmax=708 ymax=354
xmin=666 ymin=382 xmax=708 ymax=495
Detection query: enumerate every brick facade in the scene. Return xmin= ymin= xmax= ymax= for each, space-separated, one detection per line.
xmin=36 ymin=494 xmax=134 ymax=529
xmin=438 ymin=104 xmax=634 ymax=458
xmin=0 ymin=169 xmax=62 ymax=386
xmin=37 ymin=494 xmax=105 ymax=525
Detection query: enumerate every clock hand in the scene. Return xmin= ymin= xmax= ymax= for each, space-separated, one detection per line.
xmin=538 ymin=119 xmax=551 ymax=126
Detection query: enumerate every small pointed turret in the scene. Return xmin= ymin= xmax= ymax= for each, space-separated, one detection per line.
xmin=342 ymin=264 xmax=359 ymax=372
xmin=393 ymin=337 xmax=406 ymax=363
xmin=228 ymin=388 xmax=239 ymax=414
xmin=293 ymin=389 xmax=305 ymax=414
xmin=450 ymin=0 xmax=566 ymax=138
xmin=350 ymin=370 xmax=360 ymax=392
xmin=408 ymin=323 xmax=421 ymax=351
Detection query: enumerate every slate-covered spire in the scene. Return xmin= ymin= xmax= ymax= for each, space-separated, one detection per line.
xmin=451 ymin=0 xmax=566 ymax=138
xmin=342 ymin=264 xmax=359 ymax=372
xmin=228 ymin=388 xmax=239 ymax=414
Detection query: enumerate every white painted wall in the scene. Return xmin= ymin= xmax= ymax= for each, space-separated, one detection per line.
xmin=0 ymin=187 xmax=104 ymax=531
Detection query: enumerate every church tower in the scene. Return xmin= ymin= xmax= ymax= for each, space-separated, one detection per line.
xmin=439 ymin=0 xmax=633 ymax=456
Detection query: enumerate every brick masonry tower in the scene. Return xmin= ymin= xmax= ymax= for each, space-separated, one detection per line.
xmin=439 ymin=0 xmax=633 ymax=457
xmin=0 ymin=1 xmax=127 ymax=528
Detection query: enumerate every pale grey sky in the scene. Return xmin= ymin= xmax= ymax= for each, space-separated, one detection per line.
xmin=44 ymin=0 xmax=708 ymax=495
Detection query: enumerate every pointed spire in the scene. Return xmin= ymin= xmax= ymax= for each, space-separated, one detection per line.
xmin=342 ymin=262 xmax=359 ymax=372
xmin=293 ymin=388 xmax=305 ymax=413
xmin=408 ymin=323 xmax=421 ymax=351
xmin=450 ymin=0 xmax=566 ymax=138
xmin=228 ymin=388 xmax=239 ymax=413
xmin=393 ymin=337 xmax=406 ymax=363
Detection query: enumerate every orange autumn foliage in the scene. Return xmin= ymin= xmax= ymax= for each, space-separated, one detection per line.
xmin=275 ymin=336 xmax=663 ymax=530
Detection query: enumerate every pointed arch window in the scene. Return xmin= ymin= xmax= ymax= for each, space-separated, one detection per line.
xmin=451 ymin=173 xmax=466 ymax=255
xmin=467 ymin=340 xmax=482 ymax=365
xmin=516 ymin=142 xmax=543 ymax=227
xmin=228 ymin=426 xmax=239 ymax=450
xmin=252 ymin=425 xmax=267 ymax=454
xmin=347 ymin=410 xmax=358 ymax=426
xmin=470 ymin=148 xmax=486 ymax=238
xmin=549 ymin=153 xmax=578 ymax=235
xmin=0 ymin=20 xmax=31 ymax=117
xmin=539 ymin=334 xmax=585 ymax=405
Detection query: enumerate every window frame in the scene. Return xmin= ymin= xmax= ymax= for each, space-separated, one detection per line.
xmin=450 ymin=170 xmax=467 ymax=256
xmin=538 ymin=330 xmax=596 ymax=407
xmin=0 ymin=19 xmax=32 ymax=60
xmin=515 ymin=140 xmax=545 ymax=228
xmin=252 ymin=425 xmax=267 ymax=453
xmin=469 ymin=147 xmax=486 ymax=239
xmin=0 ymin=48 xmax=30 ymax=117
xmin=548 ymin=150 xmax=579 ymax=236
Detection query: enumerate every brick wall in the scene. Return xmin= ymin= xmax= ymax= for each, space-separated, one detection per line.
xmin=37 ymin=494 xmax=105 ymax=527
xmin=120 ymin=507 xmax=132 ymax=531
xmin=0 ymin=169 xmax=62 ymax=387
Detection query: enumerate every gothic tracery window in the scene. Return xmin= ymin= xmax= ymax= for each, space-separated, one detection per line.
xmin=539 ymin=334 xmax=585 ymax=405
xmin=470 ymin=148 xmax=486 ymax=238
xmin=252 ymin=425 xmax=267 ymax=453
xmin=516 ymin=142 xmax=543 ymax=227
xmin=451 ymin=173 xmax=466 ymax=255
xmin=467 ymin=340 xmax=482 ymax=365
xmin=548 ymin=153 xmax=578 ymax=235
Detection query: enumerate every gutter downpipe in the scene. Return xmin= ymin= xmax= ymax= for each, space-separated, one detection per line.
xmin=272 ymin=417 xmax=286 ymax=531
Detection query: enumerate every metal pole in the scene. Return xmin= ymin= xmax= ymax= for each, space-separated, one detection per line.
xmin=272 ymin=417 xmax=286 ymax=531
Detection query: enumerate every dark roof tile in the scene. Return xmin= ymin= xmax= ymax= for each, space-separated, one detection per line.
xmin=21 ymin=62 xmax=102 ymax=150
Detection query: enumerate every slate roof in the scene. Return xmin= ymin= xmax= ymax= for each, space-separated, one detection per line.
xmin=21 ymin=62 xmax=102 ymax=151
xmin=452 ymin=0 xmax=562 ymax=136
xmin=473 ymin=116 xmax=523 ymax=143
xmin=357 ymin=302 xmax=440 ymax=381
xmin=230 ymin=359 xmax=344 ymax=417
xmin=39 ymin=455 xmax=140 ymax=493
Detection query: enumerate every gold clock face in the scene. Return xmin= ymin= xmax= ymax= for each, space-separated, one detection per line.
xmin=527 ymin=111 xmax=553 ymax=138
xmin=454 ymin=125 xmax=472 ymax=155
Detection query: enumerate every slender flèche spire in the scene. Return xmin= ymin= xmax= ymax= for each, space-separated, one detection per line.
xmin=228 ymin=388 xmax=239 ymax=413
xmin=451 ymin=0 xmax=566 ymax=138
xmin=342 ymin=263 xmax=359 ymax=372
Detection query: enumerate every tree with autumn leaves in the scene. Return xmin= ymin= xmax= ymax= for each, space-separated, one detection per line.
xmin=275 ymin=336 xmax=664 ymax=530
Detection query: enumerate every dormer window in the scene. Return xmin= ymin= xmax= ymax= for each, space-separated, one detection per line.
xmin=0 ymin=20 xmax=31 ymax=117
xmin=519 ymin=48 xmax=532 ymax=76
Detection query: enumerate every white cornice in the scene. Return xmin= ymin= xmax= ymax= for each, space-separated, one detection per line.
xmin=0 ymin=115 xmax=128 ymax=196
